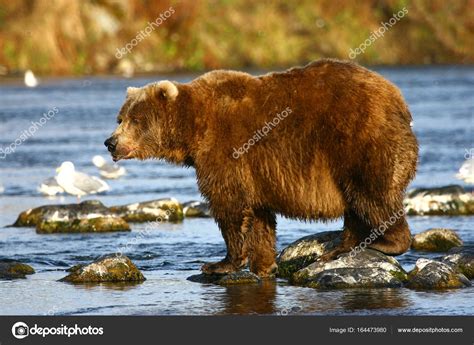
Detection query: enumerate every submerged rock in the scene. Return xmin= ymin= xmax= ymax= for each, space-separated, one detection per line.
xmin=187 ymin=271 xmax=261 ymax=285
xmin=37 ymin=216 xmax=130 ymax=234
xmin=14 ymin=200 xmax=113 ymax=226
xmin=109 ymin=198 xmax=184 ymax=222
xmin=442 ymin=248 xmax=474 ymax=279
xmin=404 ymin=185 xmax=474 ymax=216
xmin=291 ymin=249 xmax=407 ymax=289
xmin=406 ymin=258 xmax=471 ymax=290
xmin=277 ymin=231 xmax=342 ymax=278
xmin=182 ymin=201 xmax=211 ymax=217
xmin=60 ymin=254 xmax=145 ymax=283
xmin=0 ymin=260 xmax=35 ymax=279
xmin=411 ymin=228 xmax=463 ymax=252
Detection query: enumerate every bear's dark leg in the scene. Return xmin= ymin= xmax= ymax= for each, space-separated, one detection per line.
xmin=318 ymin=209 xmax=367 ymax=261
xmin=319 ymin=208 xmax=411 ymax=261
xmin=367 ymin=216 xmax=411 ymax=255
xmin=201 ymin=211 xmax=249 ymax=275
xmin=247 ymin=209 xmax=278 ymax=277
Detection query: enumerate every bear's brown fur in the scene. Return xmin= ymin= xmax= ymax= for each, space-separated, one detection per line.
xmin=105 ymin=59 xmax=418 ymax=277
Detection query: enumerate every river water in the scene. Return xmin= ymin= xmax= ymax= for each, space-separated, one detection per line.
xmin=0 ymin=66 xmax=473 ymax=315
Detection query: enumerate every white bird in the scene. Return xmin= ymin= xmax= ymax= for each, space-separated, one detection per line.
xmin=0 ymin=184 xmax=4 ymax=194
xmin=92 ymin=155 xmax=126 ymax=179
xmin=456 ymin=158 xmax=474 ymax=184
xmin=24 ymin=70 xmax=38 ymax=88
xmin=55 ymin=161 xmax=109 ymax=199
xmin=38 ymin=177 xmax=64 ymax=196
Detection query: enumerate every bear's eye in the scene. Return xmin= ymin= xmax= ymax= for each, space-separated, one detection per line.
xmin=117 ymin=119 xmax=122 ymax=125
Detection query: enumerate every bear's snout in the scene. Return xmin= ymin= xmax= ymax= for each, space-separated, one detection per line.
xmin=104 ymin=136 xmax=117 ymax=153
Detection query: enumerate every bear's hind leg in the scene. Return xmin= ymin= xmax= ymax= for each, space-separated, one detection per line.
xmin=367 ymin=216 xmax=411 ymax=255
xmin=247 ymin=209 xmax=278 ymax=278
xmin=317 ymin=209 xmax=367 ymax=261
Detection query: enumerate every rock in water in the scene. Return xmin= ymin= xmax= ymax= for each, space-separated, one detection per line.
xmin=109 ymin=198 xmax=184 ymax=222
xmin=411 ymin=228 xmax=463 ymax=252
xmin=291 ymin=249 xmax=407 ymax=289
xmin=406 ymin=258 xmax=471 ymax=289
xmin=187 ymin=271 xmax=261 ymax=285
xmin=277 ymin=231 xmax=342 ymax=278
xmin=60 ymin=254 xmax=145 ymax=283
xmin=0 ymin=260 xmax=35 ymax=279
xmin=404 ymin=185 xmax=474 ymax=216
xmin=12 ymin=200 xmax=130 ymax=233
xmin=37 ymin=216 xmax=130 ymax=234
xmin=182 ymin=201 xmax=211 ymax=217
xmin=442 ymin=247 xmax=474 ymax=279
xmin=14 ymin=200 xmax=111 ymax=226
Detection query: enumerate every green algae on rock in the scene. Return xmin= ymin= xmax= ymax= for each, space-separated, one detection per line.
xmin=182 ymin=201 xmax=211 ymax=217
xmin=60 ymin=254 xmax=145 ymax=283
xmin=411 ymin=228 xmax=463 ymax=252
xmin=404 ymin=185 xmax=474 ymax=216
xmin=442 ymin=248 xmax=474 ymax=280
xmin=37 ymin=216 xmax=130 ymax=234
xmin=291 ymin=249 xmax=407 ymax=289
xmin=0 ymin=260 xmax=35 ymax=279
xmin=277 ymin=231 xmax=342 ymax=279
xmin=406 ymin=258 xmax=471 ymax=290
xmin=109 ymin=198 xmax=184 ymax=222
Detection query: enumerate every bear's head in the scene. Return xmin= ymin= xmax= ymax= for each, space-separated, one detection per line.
xmin=105 ymin=80 xmax=187 ymax=163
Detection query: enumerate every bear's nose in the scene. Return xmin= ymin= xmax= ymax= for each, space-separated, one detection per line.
xmin=104 ymin=137 xmax=117 ymax=152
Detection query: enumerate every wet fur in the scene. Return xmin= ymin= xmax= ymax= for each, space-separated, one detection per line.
xmin=109 ymin=59 xmax=418 ymax=277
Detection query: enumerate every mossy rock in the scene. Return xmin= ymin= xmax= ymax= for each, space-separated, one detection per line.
xmin=404 ymin=185 xmax=474 ymax=216
xmin=442 ymin=249 xmax=474 ymax=280
xmin=60 ymin=254 xmax=145 ymax=283
xmin=305 ymin=268 xmax=405 ymax=289
xmin=411 ymin=228 xmax=463 ymax=252
xmin=406 ymin=258 xmax=471 ymax=290
xmin=36 ymin=216 xmax=130 ymax=234
xmin=0 ymin=260 xmax=35 ymax=279
xmin=291 ymin=249 xmax=407 ymax=289
xmin=182 ymin=201 xmax=211 ymax=217
xmin=187 ymin=271 xmax=261 ymax=285
xmin=12 ymin=200 xmax=111 ymax=227
xmin=110 ymin=198 xmax=184 ymax=223
xmin=277 ymin=231 xmax=342 ymax=279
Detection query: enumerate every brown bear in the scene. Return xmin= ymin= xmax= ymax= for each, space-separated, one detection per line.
xmin=105 ymin=59 xmax=418 ymax=277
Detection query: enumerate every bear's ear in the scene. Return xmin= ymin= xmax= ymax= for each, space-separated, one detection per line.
xmin=127 ymin=87 xmax=141 ymax=98
xmin=154 ymin=80 xmax=179 ymax=101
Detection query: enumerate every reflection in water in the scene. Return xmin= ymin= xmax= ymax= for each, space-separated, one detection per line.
xmin=218 ymin=280 xmax=277 ymax=315
xmin=68 ymin=281 xmax=145 ymax=291
xmin=340 ymin=288 xmax=409 ymax=311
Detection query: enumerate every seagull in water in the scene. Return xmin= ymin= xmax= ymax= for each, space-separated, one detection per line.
xmin=0 ymin=184 xmax=4 ymax=194
xmin=24 ymin=70 xmax=38 ymax=88
xmin=456 ymin=158 xmax=474 ymax=184
xmin=55 ymin=161 xmax=109 ymax=199
xmin=38 ymin=177 xmax=64 ymax=196
xmin=92 ymin=155 xmax=126 ymax=179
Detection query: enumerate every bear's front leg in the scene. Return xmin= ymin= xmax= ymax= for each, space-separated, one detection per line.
xmin=247 ymin=209 xmax=277 ymax=277
xmin=201 ymin=210 xmax=249 ymax=275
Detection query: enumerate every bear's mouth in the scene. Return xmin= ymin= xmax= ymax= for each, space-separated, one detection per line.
xmin=112 ymin=150 xmax=136 ymax=162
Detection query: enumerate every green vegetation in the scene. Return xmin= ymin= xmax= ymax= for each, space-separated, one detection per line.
xmin=0 ymin=0 xmax=472 ymax=76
